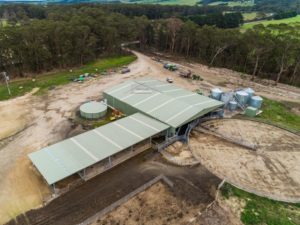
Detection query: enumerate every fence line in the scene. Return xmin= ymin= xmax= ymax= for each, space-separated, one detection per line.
xmin=77 ymin=174 xmax=173 ymax=225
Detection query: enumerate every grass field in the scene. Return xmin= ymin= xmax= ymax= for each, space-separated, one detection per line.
xmin=0 ymin=55 xmax=136 ymax=101
xmin=159 ymin=0 xmax=198 ymax=5
xmin=256 ymin=98 xmax=300 ymax=132
xmin=242 ymin=15 xmax=300 ymax=29
xmin=0 ymin=19 xmax=8 ymax=27
xmin=207 ymin=0 xmax=254 ymax=7
xmin=242 ymin=12 xmax=257 ymax=21
xmin=123 ymin=0 xmax=254 ymax=6
xmin=122 ymin=0 xmax=198 ymax=5
xmin=221 ymin=183 xmax=300 ymax=225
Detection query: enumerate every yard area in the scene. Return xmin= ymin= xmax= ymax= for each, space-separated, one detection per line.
xmin=0 ymin=55 xmax=136 ymax=101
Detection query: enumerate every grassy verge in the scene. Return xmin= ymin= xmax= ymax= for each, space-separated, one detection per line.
xmin=255 ymin=98 xmax=300 ymax=132
xmin=221 ymin=183 xmax=300 ymax=225
xmin=0 ymin=55 xmax=136 ymax=101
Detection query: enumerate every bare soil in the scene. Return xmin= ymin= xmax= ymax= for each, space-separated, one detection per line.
xmin=95 ymin=181 xmax=241 ymax=225
xmin=162 ymin=141 xmax=199 ymax=166
xmin=95 ymin=182 xmax=202 ymax=225
xmin=195 ymin=200 xmax=243 ymax=225
xmin=154 ymin=52 xmax=300 ymax=103
xmin=0 ymin=51 xmax=300 ymax=223
xmin=6 ymin=151 xmax=221 ymax=225
xmin=190 ymin=119 xmax=300 ymax=202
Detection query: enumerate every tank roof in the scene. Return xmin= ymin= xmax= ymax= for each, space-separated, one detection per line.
xmin=80 ymin=101 xmax=107 ymax=114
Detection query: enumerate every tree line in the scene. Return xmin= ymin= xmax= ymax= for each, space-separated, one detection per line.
xmin=0 ymin=4 xmax=226 ymax=21
xmin=254 ymin=0 xmax=300 ymax=13
xmin=187 ymin=12 xmax=243 ymax=28
xmin=273 ymin=11 xmax=297 ymax=20
xmin=145 ymin=20 xmax=300 ymax=86
xmin=0 ymin=4 xmax=299 ymax=86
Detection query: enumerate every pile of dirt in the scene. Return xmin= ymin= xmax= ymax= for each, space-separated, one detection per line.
xmin=162 ymin=141 xmax=199 ymax=166
xmin=190 ymin=119 xmax=300 ymax=202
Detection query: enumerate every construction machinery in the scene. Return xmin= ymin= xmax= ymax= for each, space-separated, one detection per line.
xmin=179 ymin=70 xmax=192 ymax=78
xmin=164 ymin=63 xmax=178 ymax=71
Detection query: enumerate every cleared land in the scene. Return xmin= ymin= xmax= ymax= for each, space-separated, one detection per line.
xmin=1 ymin=51 xmax=300 ymax=224
xmin=6 ymin=152 xmax=221 ymax=225
xmin=0 ymin=19 xmax=8 ymax=27
xmin=0 ymin=55 xmax=136 ymax=101
xmin=96 ymin=182 xmax=202 ymax=225
xmin=95 ymin=180 xmax=241 ymax=225
xmin=121 ymin=0 xmax=198 ymax=5
xmin=242 ymin=15 xmax=300 ymax=29
xmin=208 ymin=0 xmax=254 ymax=7
xmin=122 ymin=0 xmax=254 ymax=6
xmin=242 ymin=12 xmax=258 ymax=21
xmin=190 ymin=119 xmax=300 ymax=202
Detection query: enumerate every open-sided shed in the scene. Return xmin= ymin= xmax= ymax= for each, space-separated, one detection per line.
xmin=29 ymin=113 xmax=169 ymax=185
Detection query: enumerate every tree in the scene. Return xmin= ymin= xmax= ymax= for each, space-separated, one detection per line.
xmin=178 ymin=20 xmax=198 ymax=57
xmin=166 ymin=18 xmax=183 ymax=53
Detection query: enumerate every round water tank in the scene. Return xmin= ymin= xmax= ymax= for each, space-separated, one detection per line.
xmin=211 ymin=88 xmax=223 ymax=100
xmin=244 ymin=88 xmax=255 ymax=103
xmin=80 ymin=101 xmax=107 ymax=119
xmin=229 ymin=101 xmax=237 ymax=111
xmin=250 ymin=96 xmax=263 ymax=109
xmin=235 ymin=91 xmax=249 ymax=106
xmin=244 ymin=87 xmax=255 ymax=97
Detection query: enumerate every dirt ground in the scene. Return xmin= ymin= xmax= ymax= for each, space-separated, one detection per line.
xmin=6 ymin=151 xmax=223 ymax=225
xmin=190 ymin=119 xmax=300 ymax=202
xmin=96 ymin=182 xmax=201 ymax=225
xmin=157 ymin=52 xmax=300 ymax=104
xmin=1 ymin=50 xmax=300 ymax=223
xmin=162 ymin=141 xmax=199 ymax=166
xmin=95 ymin=181 xmax=241 ymax=225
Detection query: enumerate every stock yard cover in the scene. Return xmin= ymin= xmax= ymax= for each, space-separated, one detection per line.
xmin=29 ymin=113 xmax=169 ymax=185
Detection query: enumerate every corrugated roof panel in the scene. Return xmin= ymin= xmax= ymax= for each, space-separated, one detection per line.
xmin=135 ymin=94 xmax=170 ymax=112
xmin=29 ymin=150 xmax=70 ymax=185
xmin=29 ymin=113 xmax=169 ymax=185
xmin=74 ymin=131 xmax=119 ymax=159
xmin=103 ymin=79 xmax=223 ymax=128
xmin=49 ymin=140 xmax=95 ymax=171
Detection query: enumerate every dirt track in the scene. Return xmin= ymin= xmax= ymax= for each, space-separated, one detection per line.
xmin=0 ymin=51 xmax=300 ymax=223
xmin=6 ymin=151 xmax=221 ymax=225
xmin=190 ymin=119 xmax=300 ymax=202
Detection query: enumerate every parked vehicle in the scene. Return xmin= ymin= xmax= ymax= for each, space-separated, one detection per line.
xmin=166 ymin=77 xmax=173 ymax=83
xmin=163 ymin=63 xmax=177 ymax=71
xmin=121 ymin=67 xmax=130 ymax=74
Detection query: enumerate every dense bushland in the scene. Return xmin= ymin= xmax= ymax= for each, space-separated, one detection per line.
xmin=0 ymin=4 xmax=300 ymax=86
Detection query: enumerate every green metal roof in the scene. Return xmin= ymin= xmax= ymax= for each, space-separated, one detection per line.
xmin=29 ymin=113 xmax=169 ymax=185
xmin=104 ymin=79 xmax=224 ymax=128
